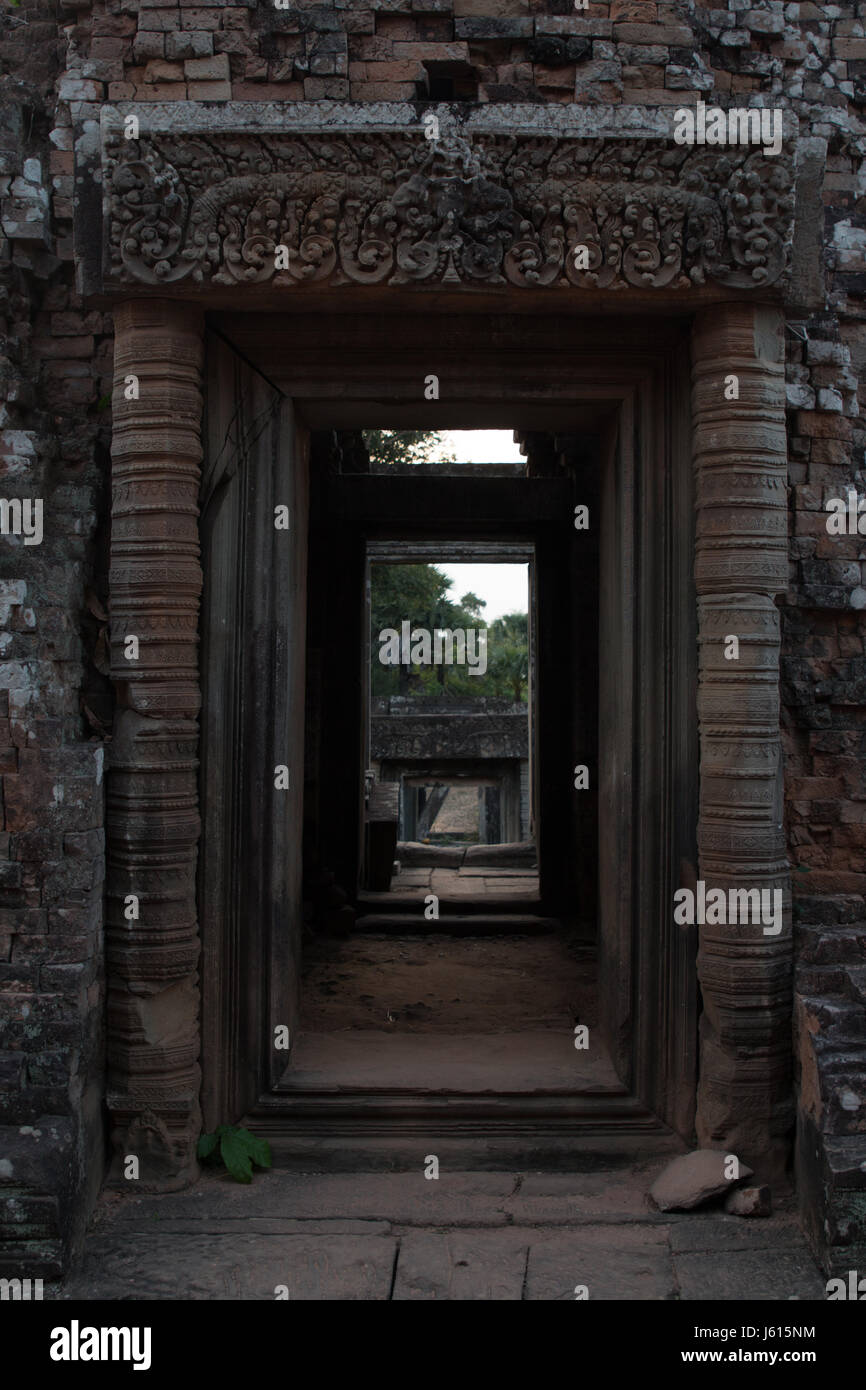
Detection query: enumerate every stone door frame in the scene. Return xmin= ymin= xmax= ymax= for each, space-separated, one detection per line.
xmin=88 ymin=103 xmax=815 ymax=1185
xmin=362 ymin=536 xmax=538 ymax=889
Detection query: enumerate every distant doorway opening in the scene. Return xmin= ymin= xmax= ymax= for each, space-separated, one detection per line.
xmin=298 ymin=424 xmax=603 ymax=1083
xmin=365 ymin=546 xmax=535 ymax=904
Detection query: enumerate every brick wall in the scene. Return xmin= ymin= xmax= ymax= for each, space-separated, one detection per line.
xmin=0 ymin=0 xmax=111 ymax=1275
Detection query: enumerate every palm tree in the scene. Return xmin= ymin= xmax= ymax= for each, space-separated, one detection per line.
xmin=486 ymin=612 xmax=529 ymax=702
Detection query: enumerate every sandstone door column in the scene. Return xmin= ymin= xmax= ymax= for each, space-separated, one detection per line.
xmin=106 ymin=299 xmax=204 ymax=1188
xmin=691 ymin=303 xmax=792 ymax=1177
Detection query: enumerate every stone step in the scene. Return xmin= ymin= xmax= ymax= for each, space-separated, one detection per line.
xmin=795 ymin=923 xmax=866 ymax=965
xmin=254 ymin=1031 xmax=677 ymax=1170
xmin=395 ymin=841 xmax=538 ymax=869
xmin=796 ymin=993 xmax=865 ymax=1042
xmin=244 ymin=1023 xmax=683 ymax=1173
xmin=463 ymin=842 xmax=537 ymax=866
xmin=353 ymin=912 xmax=557 ymax=935
xmin=843 ymin=964 xmax=866 ymax=1003
xmin=797 ymin=964 xmax=851 ymax=996
xmin=396 ymin=842 xmax=465 ymax=867
xmin=245 ymin=1097 xmax=680 ymax=1172
xmin=258 ymin=1103 xmax=673 ymax=1176
xmin=282 ymin=1030 xmax=626 ymax=1095
xmin=357 ymin=891 xmax=541 ymax=914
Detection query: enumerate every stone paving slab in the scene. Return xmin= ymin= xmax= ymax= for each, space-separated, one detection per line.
xmin=96 ymin=1171 xmax=517 ymax=1228
xmin=483 ymin=878 xmax=539 ymax=893
xmin=60 ymin=1171 xmax=827 ymax=1301
xmin=62 ymin=1232 xmax=397 ymax=1301
xmin=525 ymin=1226 xmax=676 ymax=1301
xmin=104 ymin=1219 xmax=394 ymax=1237
xmin=393 ymin=1229 xmax=530 ymax=1300
xmin=503 ymin=1165 xmax=669 ymax=1223
xmin=667 ymin=1212 xmax=809 ymax=1253
xmin=674 ymin=1249 xmax=825 ymax=1301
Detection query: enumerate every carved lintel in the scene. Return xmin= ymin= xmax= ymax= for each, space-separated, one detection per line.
xmin=100 ymin=126 xmax=795 ymax=295
xmin=106 ymin=301 xmax=204 ymax=1187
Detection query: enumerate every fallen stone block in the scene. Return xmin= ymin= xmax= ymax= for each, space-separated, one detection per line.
xmin=649 ymin=1150 xmax=754 ymax=1212
xmin=725 ymin=1185 xmax=772 ymax=1218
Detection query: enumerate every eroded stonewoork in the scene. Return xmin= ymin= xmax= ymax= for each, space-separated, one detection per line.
xmin=106 ymin=300 xmax=204 ymax=1187
xmin=692 ymin=304 xmax=792 ymax=1177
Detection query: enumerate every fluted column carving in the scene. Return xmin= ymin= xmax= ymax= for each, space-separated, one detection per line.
xmin=106 ymin=300 xmax=204 ymax=1188
xmin=692 ymin=303 xmax=792 ymax=1176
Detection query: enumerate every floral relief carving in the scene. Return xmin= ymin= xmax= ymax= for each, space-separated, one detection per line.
xmin=103 ymin=129 xmax=795 ymax=293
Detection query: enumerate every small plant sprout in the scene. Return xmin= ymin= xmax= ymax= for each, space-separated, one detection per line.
xmin=197 ymin=1125 xmax=273 ymax=1183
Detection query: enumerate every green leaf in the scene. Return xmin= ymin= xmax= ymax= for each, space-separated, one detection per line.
xmin=199 ymin=1123 xmax=271 ymax=1180
xmin=197 ymin=1130 xmax=220 ymax=1161
xmin=236 ymin=1129 xmax=272 ymax=1170
xmin=220 ymin=1128 xmax=253 ymax=1183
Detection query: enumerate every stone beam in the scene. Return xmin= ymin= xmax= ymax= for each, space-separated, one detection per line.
xmin=106 ymin=299 xmax=204 ymax=1189
xmin=691 ymin=302 xmax=793 ymax=1179
xmin=91 ymin=105 xmax=798 ymax=297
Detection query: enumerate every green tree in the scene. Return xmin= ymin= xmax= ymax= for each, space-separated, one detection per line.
xmin=363 ymin=430 xmax=456 ymax=468
xmin=370 ymin=564 xmax=487 ymax=696
xmin=371 ymin=564 xmax=530 ymax=701
xmin=484 ymin=611 xmax=530 ymax=702
xmin=438 ymin=610 xmax=529 ymax=701
xmin=456 ymin=591 xmax=485 ymax=620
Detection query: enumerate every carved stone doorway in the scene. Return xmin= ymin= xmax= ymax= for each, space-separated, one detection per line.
xmin=106 ymin=296 xmax=790 ymax=1185
xmin=95 ymin=102 xmax=801 ymax=1189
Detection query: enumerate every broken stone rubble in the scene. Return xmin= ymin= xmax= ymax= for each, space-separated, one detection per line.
xmin=650 ymin=1150 xmax=755 ymax=1214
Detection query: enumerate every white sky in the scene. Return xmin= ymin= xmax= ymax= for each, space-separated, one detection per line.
xmin=433 ymin=434 xmax=527 ymax=618
xmin=432 ymin=434 xmax=527 ymax=619
xmin=440 ymin=563 xmax=528 ymax=622
xmin=431 ymin=429 xmax=524 ymax=464
xmin=387 ymin=432 xmax=529 ymax=619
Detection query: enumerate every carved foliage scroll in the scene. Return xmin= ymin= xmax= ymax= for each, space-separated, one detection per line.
xmin=103 ymin=129 xmax=795 ymax=294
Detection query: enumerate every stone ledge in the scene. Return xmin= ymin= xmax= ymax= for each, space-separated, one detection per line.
xmin=93 ymin=97 xmax=800 ymax=141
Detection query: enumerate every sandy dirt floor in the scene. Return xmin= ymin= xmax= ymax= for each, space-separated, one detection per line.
xmin=299 ymin=931 xmax=597 ymax=1033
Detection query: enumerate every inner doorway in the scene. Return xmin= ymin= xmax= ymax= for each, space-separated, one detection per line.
xmin=366 ymin=543 xmax=536 ymax=901
xmin=199 ymin=308 xmax=698 ymax=1162
xmin=296 ymin=423 xmax=611 ymax=1095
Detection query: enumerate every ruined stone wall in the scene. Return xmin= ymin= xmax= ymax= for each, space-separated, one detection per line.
xmin=54 ymin=0 xmax=866 ymax=112
xmin=0 ymin=0 xmax=113 ymax=1275
xmin=2 ymin=0 xmax=866 ymax=1273
xmin=371 ymin=696 xmax=530 ymax=760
